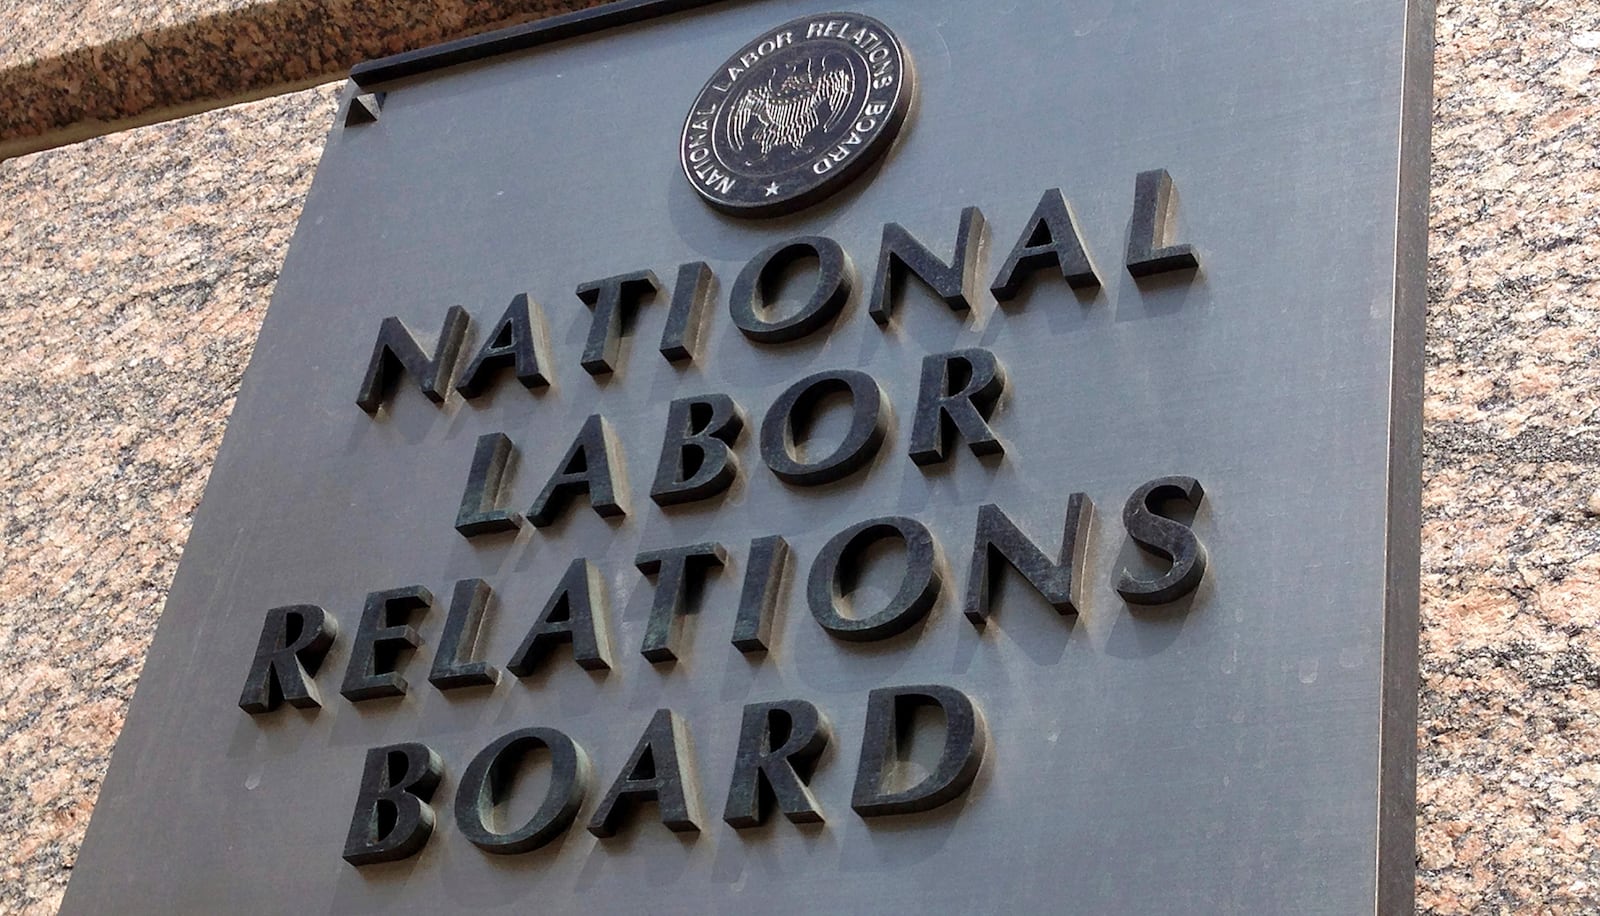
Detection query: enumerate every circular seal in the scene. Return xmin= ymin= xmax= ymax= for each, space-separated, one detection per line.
xmin=679 ymin=12 xmax=914 ymax=217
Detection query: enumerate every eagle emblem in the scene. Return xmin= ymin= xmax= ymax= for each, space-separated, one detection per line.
xmin=680 ymin=12 xmax=912 ymax=216
xmin=727 ymin=54 xmax=856 ymax=159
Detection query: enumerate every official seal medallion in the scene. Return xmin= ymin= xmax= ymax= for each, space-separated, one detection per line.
xmin=680 ymin=12 xmax=914 ymax=217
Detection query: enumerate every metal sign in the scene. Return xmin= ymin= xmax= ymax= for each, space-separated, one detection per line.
xmin=63 ymin=0 xmax=1432 ymax=912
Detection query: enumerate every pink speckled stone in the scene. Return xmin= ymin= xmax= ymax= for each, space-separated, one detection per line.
xmin=0 ymin=83 xmax=340 ymax=914
xmin=0 ymin=0 xmax=619 ymax=159
xmin=2 ymin=0 xmax=261 ymax=69
xmin=1418 ymin=0 xmax=1600 ymax=911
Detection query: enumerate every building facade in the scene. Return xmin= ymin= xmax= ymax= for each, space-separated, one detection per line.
xmin=0 ymin=0 xmax=1594 ymax=911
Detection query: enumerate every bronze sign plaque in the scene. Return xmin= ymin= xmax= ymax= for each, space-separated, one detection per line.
xmin=63 ymin=0 xmax=1432 ymax=913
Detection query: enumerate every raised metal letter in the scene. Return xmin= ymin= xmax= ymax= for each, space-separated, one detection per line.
xmin=990 ymin=189 xmax=1101 ymax=300
xmin=455 ymin=293 xmax=552 ymax=397
xmin=587 ymin=709 xmax=701 ymax=837
xmin=808 ymin=516 xmax=941 ymax=642
xmin=660 ymin=261 xmax=715 ymax=362
xmin=528 ymin=414 xmax=627 ymax=526
xmin=507 ymin=558 xmax=613 ymax=674
xmin=729 ymin=237 xmax=854 ymax=343
xmin=428 ymin=578 xmax=500 ymax=690
xmin=724 ymin=699 xmax=830 ymax=828
xmin=964 ymin=497 xmax=1093 ymax=625
xmin=455 ymin=727 xmax=591 ymax=855
xmin=1126 ymin=168 xmax=1200 ymax=278
xmin=759 ymin=369 xmax=888 ymax=486
xmin=577 ymin=270 xmax=661 ymax=376
xmin=851 ymin=685 xmax=985 ymax=818
xmin=1115 ymin=476 xmax=1209 ymax=605
xmin=636 ymin=543 xmax=728 ymax=663
xmin=340 ymin=586 xmax=429 ymax=702
xmin=455 ymin=432 xmax=523 ymax=537
xmin=908 ymin=348 xmax=1007 ymax=465
xmin=238 ymin=604 xmax=337 ymax=714
xmin=342 ymin=742 xmax=443 ymax=866
xmin=869 ymin=207 xmax=987 ymax=325
xmin=732 ymin=535 xmax=789 ymax=653
xmin=355 ymin=306 xmax=469 ymax=413
xmin=650 ymin=393 xmax=744 ymax=507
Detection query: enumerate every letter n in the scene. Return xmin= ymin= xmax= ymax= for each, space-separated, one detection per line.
xmin=355 ymin=306 xmax=469 ymax=413
xmin=964 ymin=497 xmax=1093 ymax=626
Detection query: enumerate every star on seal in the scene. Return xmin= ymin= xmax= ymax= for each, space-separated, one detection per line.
xmin=679 ymin=12 xmax=915 ymax=217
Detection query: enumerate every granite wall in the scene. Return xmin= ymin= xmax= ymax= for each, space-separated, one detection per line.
xmin=1417 ymin=0 xmax=1600 ymax=909
xmin=0 ymin=0 xmax=1593 ymax=911
xmin=0 ymin=83 xmax=341 ymax=913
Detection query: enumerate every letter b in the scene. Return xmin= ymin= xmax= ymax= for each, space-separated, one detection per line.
xmin=651 ymin=394 xmax=743 ymax=507
xmin=342 ymin=743 xmax=444 ymax=866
